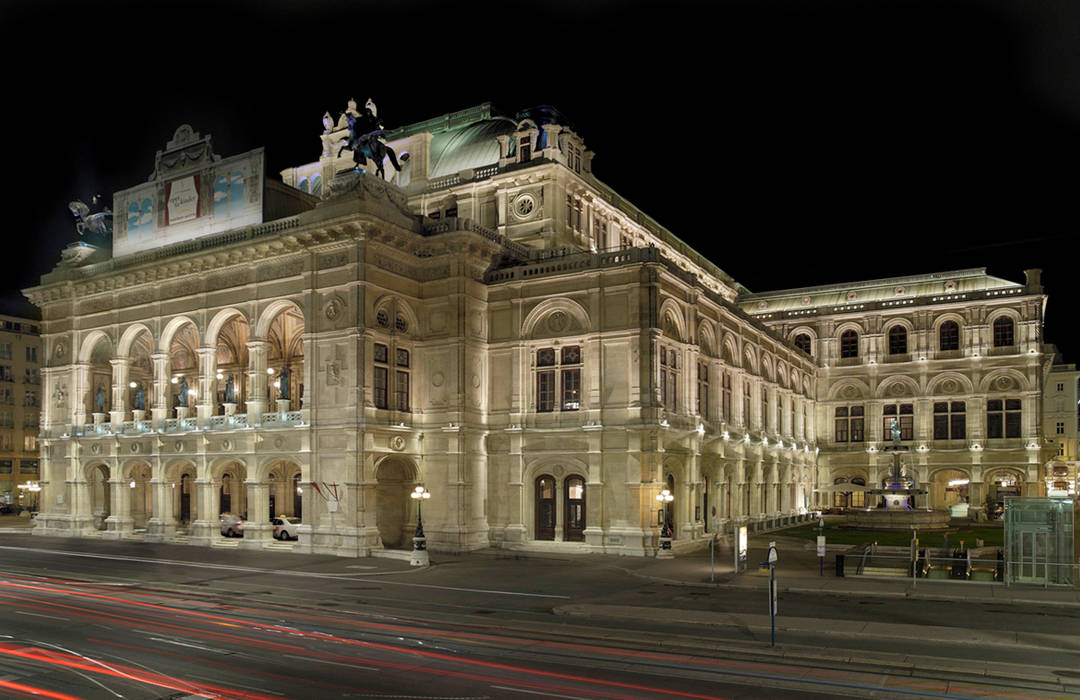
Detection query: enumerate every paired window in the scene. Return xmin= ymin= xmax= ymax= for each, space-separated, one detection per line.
xmin=992 ymin=317 xmax=1015 ymax=347
xmin=1057 ymin=422 xmax=1065 ymax=435
xmin=537 ymin=346 xmax=582 ymax=412
xmin=939 ymin=321 xmax=960 ymax=351
xmin=834 ymin=406 xmax=865 ymax=443
xmin=25 ymin=346 xmax=36 ymax=363
xmin=888 ymin=326 xmax=907 ymax=355
xmin=566 ymin=196 xmax=583 ymax=232
xmin=794 ymin=334 xmax=812 ymax=355
xmin=882 ymin=403 xmax=914 ymax=441
xmin=373 ymin=343 xmax=410 ymax=412
xmin=986 ymin=398 xmax=1021 ymax=438
xmin=840 ymin=330 xmax=859 ymax=358
xmin=933 ymin=402 xmax=966 ymax=440
xmin=696 ymin=362 xmax=709 ymax=420
xmin=659 ymin=347 xmax=678 ymax=412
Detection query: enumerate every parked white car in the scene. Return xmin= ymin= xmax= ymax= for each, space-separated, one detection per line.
xmin=272 ymin=516 xmax=299 ymax=540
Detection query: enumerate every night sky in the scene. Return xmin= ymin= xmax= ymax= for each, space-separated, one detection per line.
xmin=3 ymin=0 xmax=1078 ymax=361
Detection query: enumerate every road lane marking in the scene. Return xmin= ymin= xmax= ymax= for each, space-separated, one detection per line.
xmin=0 ymin=545 xmax=568 ymax=599
xmin=490 ymin=685 xmax=591 ymax=700
xmin=186 ymin=672 xmax=284 ymax=696
xmin=149 ymin=637 xmax=234 ymax=654
xmin=283 ymin=653 xmax=378 ymax=671
xmin=14 ymin=611 xmax=69 ymax=621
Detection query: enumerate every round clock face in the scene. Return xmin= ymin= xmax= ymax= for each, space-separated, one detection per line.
xmin=513 ymin=194 xmax=536 ymax=218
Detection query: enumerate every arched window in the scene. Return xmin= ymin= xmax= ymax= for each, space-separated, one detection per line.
xmin=993 ymin=317 xmax=1015 ymax=347
xmin=888 ymin=325 xmax=907 ymax=355
xmin=535 ymin=475 xmax=555 ymax=540
xmin=840 ymin=330 xmax=859 ymax=358
xmin=564 ymin=475 xmax=586 ymax=542
xmin=939 ymin=320 xmax=960 ymax=351
xmin=833 ymin=477 xmax=848 ymax=508
xmin=794 ymin=334 xmax=812 ymax=355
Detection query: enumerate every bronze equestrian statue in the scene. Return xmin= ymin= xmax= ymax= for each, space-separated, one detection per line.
xmin=337 ymin=99 xmax=404 ymax=179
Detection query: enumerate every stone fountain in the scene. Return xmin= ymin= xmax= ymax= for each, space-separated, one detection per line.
xmin=851 ymin=421 xmax=950 ymax=531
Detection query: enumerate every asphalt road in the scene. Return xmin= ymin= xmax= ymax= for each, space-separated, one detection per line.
xmin=0 ymin=536 xmax=1076 ymax=699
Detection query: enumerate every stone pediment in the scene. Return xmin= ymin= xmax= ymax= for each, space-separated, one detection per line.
xmin=148 ymin=125 xmax=221 ymax=182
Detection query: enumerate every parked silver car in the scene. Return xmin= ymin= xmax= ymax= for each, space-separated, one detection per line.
xmin=220 ymin=513 xmax=245 ymax=537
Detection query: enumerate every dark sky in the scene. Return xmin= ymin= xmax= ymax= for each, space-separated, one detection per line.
xmin=3 ymin=0 xmax=1078 ymax=361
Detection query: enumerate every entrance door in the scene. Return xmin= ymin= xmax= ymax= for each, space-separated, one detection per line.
xmin=564 ymin=475 xmax=585 ymax=542
xmin=535 ymin=475 xmax=555 ymax=540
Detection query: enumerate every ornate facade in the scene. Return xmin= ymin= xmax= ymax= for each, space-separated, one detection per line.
xmin=25 ymin=101 xmax=1053 ymax=557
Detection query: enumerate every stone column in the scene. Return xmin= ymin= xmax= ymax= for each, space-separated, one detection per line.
xmin=246 ymin=340 xmax=269 ymax=421
xmin=240 ymin=481 xmax=271 ymax=548
xmin=72 ymin=362 xmax=90 ymax=429
xmin=109 ymin=358 xmax=130 ymax=426
xmin=189 ymin=478 xmax=216 ymax=545
xmin=145 ymin=478 xmax=174 ymax=541
xmin=151 ymin=353 xmax=170 ymax=429
xmin=103 ymin=477 xmax=133 ymax=538
xmin=504 ymin=427 xmax=525 ymax=544
xmin=196 ymin=347 xmax=216 ymax=427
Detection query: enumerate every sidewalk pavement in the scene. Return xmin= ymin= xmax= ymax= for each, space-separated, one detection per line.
xmin=624 ymin=532 xmax=1080 ymax=609
xmin=3 ymin=515 xmax=1078 ymax=608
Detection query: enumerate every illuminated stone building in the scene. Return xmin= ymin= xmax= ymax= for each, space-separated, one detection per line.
xmin=25 ymin=100 xmax=1054 ymax=557
xmin=739 ymin=269 xmax=1053 ymax=517
xmin=0 ymin=314 xmax=42 ymax=511
xmin=1044 ymin=358 xmax=1080 ymax=500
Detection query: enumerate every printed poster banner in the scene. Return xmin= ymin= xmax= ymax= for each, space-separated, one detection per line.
xmin=166 ymin=175 xmax=201 ymax=225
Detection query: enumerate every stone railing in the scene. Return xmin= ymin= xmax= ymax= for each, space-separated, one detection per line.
xmin=49 ymin=410 xmax=306 ymax=439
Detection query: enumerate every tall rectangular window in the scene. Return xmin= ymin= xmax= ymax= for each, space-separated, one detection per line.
xmin=882 ymin=403 xmax=914 ymax=441
xmin=834 ymin=406 xmax=864 ymax=442
xmin=659 ymin=346 xmax=678 ymax=412
xmin=722 ymin=372 xmax=732 ymax=422
xmin=743 ymin=380 xmax=751 ymax=427
xmin=986 ymin=398 xmax=1022 ymax=438
xmin=373 ymin=343 xmax=388 ymax=409
xmin=561 ymin=346 xmax=581 ymax=411
xmin=537 ymin=371 xmax=555 ymax=412
xmin=933 ymin=401 xmax=966 ymax=439
xmin=697 ymin=362 xmax=709 ymax=420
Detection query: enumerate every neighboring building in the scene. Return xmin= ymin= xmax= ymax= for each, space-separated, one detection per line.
xmin=1044 ymin=357 xmax=1080 ymax=499
xmin=0 ymin=315 xmax=42 ymax=511
xmin=739 ymin=269 xmax=1053 ymax=519
xmin=23 ymin=100 xmax=1056 ymax=557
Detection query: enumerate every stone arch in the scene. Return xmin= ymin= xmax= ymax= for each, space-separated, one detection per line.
xmin=524 ymin=456 xmax=590 ymax=543
xmin=826 ymin=378 xmax=871 ymax=402
xmin=789 ymin=325 xmax=818 ymax=348
xmin=803 ymin=376 xmax=814 ymax=398
xmin=84 ymin=462 xmax=111 ymax=530
xmin=262 ymin=457 xmax=304 ymax=520
xmin=926 ymin=372 xmax=976 ymax=396
xmin=760 ymin=352 xmax=774 ymax=382
xmin=374 ymin=456 xmax=420 ymax=549
xmin=658 ymin=298 xmax=686 ymax=342
xmin=932 ymin=312 xmax=965 ymax=334
xmin=986 ymin=306 xmax=1023 ymax=327
xmin=927 ymin=466 xmax=973 ymax=512
xmin=77 ymin=330 xmax=114 ymax=364
xmin=204 ymin=307 xmax=252 ymax=347
xmin=117 ymin=323 xmax=155 ymax=359
xmin=720 ymin=334 xmax=739 ymax=367
xmin=253 ymin=299 xmax=305 ymax=341
xmin=697 ymin=319 xmax=717 ymax=357
xmin=164 ymin=459 xmax=198 ymax=525
xmin=776 ymin=362 xmax=788 ymax=390
xmin=742 ymin=344 xmax=758 ymax=375
xmin=120 ymin=460 xmax=154 ymax=529
xmin=979 ymin=368 xmax=1031 ymax=394
xmin=875 ymin=375 xmax=920 ymax=399
xmin=372 ymin=294 xmax=420 ymax=337
xmin=211 ymin=458 xmax=249 ymax=521
xmin=159 ymin=315 xmax=201 ymax=354
xmin=883 ymin=316 xmax=915 ymax=335
xmin=521 ymin=297 xmax=591 ymax=338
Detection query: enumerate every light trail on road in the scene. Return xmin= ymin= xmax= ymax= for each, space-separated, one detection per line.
xmin=0 ymin=572 xmax=1065 ymax=699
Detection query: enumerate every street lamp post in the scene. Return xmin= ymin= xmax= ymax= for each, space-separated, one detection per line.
xmin=656 ymin=488 xmax=674 ymax=558
xmin=410 ymin=486 xmax=431 ymax=567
